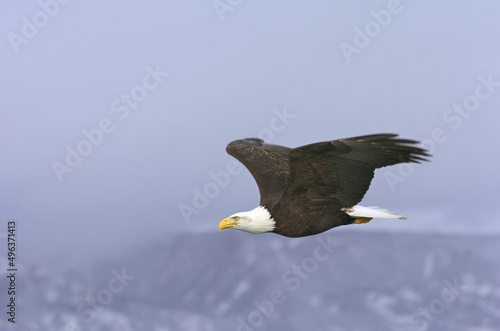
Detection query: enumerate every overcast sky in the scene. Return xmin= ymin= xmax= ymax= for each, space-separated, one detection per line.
xmin=1 ymin=1 xmax=499 ymax=267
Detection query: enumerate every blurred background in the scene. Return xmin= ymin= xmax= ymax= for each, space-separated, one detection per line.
xmin=1 ymin=1 xmax=499 ymax=330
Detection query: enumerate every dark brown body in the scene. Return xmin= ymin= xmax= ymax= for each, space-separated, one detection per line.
xmin=226 ymin=134 xmax=429 ymax=237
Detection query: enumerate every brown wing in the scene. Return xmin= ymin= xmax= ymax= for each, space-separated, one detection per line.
xmin=226 ymin=138 xmax=291 ymax=206
xmin=280 ymin=134 xmax=430 ymax=211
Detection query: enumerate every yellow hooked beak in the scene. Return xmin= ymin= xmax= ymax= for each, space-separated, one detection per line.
xmin=219 ymin=218 xmax=237 ymax=231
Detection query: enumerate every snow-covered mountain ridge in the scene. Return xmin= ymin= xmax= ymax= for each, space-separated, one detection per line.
xmin=3 ymin=230 xmax=499 ymax=331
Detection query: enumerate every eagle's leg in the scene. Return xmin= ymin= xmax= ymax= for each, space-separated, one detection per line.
xmin=353 ymin=217 xmax=372 ymax=224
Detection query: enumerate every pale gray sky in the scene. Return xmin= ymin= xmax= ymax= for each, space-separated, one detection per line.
xmin=1 ymin=0 xmax=499 ymax=267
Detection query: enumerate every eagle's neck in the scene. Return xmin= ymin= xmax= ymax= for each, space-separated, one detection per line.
xmin=235 ymin=206 xmax=275 ymax=234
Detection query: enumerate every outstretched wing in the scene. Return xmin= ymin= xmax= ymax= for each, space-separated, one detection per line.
xmin=280 ymin=134 xmax=430 ymax=210
xmin=226 ymin=138 xmax=291 ymax=206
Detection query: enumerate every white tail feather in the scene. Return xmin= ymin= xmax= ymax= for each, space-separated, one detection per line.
xmin=342 ymin=205 xmax=407 ymax=220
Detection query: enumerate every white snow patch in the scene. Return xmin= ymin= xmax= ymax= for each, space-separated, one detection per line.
xmin=397 ymin=287 xmax=422 ymax=302
xmin=232 ymin=280 xmax=250 ymax=299
xmin=366 ymin=292 xmax=408 ymax=324
xmin=215 ymin=301 xmax=231 ymax=315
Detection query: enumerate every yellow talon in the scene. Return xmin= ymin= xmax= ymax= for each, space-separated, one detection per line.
xmin=354 ymin=217 xmax=372 ymax=224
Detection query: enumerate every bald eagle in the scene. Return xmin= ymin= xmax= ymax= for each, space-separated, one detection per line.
xmin=218 ymin=134 xmax=430 ymax=237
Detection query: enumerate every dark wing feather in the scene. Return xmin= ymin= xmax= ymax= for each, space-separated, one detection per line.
xmin=281 ymin=134 xmax=430 ymax=209
xmin=226 ymin=138 xmax=291 ymax=206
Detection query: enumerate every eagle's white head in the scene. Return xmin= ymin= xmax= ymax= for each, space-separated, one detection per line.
xmin=219 ymin=206 xmax=275 ymax=234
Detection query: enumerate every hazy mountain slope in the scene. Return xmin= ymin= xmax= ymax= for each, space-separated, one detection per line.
xmin=4 ymin=230 xmax=500 ymax=331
